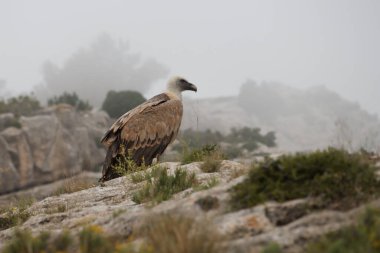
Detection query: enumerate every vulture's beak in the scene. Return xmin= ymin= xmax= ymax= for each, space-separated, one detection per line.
xmin=186 ymin=82 xmax=198 ymax=92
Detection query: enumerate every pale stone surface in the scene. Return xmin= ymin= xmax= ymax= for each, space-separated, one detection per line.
xmin=0 ymin=136 xmax=19 ymax=193
xmin=0 ymin=161 xmax=374 ymax=252
xmin=0 ymin=106 xmax=110 ymax=194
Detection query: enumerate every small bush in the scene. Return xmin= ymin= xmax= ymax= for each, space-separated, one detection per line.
xmin=48 ymin=91 xmax=92 ymax=111
xmin=306 ymin=208 xmax=380 ymax=253
xmin=102 ymin=90 xmax=146 ymax=118
xmin=230 ymin=148 xmax=380 ymax=210
xmin=0 ymin=197 xmax=34 ymax=231
xmin=182 ymin=144 xmax=224 ymax=165
xmin=132 ymin=167 xmax=197 ymax=204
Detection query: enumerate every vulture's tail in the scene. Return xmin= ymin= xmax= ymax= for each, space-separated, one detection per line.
xmin=99 ymin=144 xmax=125 ymax=182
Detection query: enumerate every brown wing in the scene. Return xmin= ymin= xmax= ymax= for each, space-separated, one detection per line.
xmin=101 ymin=93 xmax=183 ymax=179
xmin=101 ymin=93 xmax=171 ymax=148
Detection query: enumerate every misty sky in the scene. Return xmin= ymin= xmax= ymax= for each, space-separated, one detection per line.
xmin=0 ymin=0 xmax=379 ymax=115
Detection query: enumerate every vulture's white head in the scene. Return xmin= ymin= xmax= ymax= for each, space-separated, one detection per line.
xmin=166 ymin=76 xmax=197 ymax=99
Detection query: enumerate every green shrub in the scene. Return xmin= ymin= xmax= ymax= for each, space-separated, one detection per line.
xmin=48 ymin=91 xmax=92 ymax=111
xmin=0 ymin=197 xmax=34 ymax=231
xmin=132 ymin=167 xmax=197 ymax=204
xmin=182 ymin=144 xmax=224 ymax=165
xmin=0 ymin=95 xmax=40 ymax=117
xmin=230 ymin=148 xmax=380 ymax=210
xmin=102 ymin=90 xmax=146 ymax=118
xmin=306 ymin=208 xmax=380 ymax=253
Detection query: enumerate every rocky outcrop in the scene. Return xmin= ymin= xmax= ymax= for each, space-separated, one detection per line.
xmin=0 ymin=161 xmax=373 ymax=252
xmin=182 ymin=83 xmax=380 ymax=152
xmin=0 ymin=105 xmax=110 ymax=194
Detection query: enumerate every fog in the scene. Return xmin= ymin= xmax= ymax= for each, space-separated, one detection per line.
xmin=0 ymin=0 xmax=379 ymax=114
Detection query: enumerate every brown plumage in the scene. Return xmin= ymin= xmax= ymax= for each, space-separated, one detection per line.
xmin=99 ymin=76 xmax=197 ymax=182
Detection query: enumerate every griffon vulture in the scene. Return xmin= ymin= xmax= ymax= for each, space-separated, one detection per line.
xmin=99 ymin=76 xmax=197 ymax=182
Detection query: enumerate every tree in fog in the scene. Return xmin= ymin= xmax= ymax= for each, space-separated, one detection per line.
xmin=102 ymin=90 xmax=146 ymax=118
xmin=34 ymin=33 xmax=169 ymax=107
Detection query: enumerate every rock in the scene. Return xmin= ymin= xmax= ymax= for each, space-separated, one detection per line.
xmin=1 ymin=128 xmax=34 ymax=187
xmin=264 ymin=199 xmax=311 ymax=226
xmin=0 ymin=160 xmax=374 ymax=252
xmin=20 ymin=115 xmax=59 ymax=174
xmin=0 ymin=136 xmax=19 ymax=193
xmin=0 ymin=108 xmax=110 ymax=194
xmin=195 ymin=196 xmax=220 ymax=211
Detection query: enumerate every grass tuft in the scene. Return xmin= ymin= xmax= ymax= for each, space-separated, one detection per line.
xmin=195 ymin=177 xmax=220 ymax=191
xmin=0 ymin=197 xmax=34 ymax=231
xmin=132 ymin=167 xmax=197 ymax=204
xmin=200 ymin=151 xmax=224 ymax=173
xmin=230 ymin=148 xmax=380 ymax=210
xmin=79 ymin=225 xmax=113 ymax=253
xmin=54 ymin=177 xmax=95 ymax=196
xmin=2 ymin=229 xmax=72 ymax=253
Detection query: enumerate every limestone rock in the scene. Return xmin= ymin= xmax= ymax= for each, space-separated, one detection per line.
xmin=0 ymin=136 xmax=19 ymax=193
xmin=1 ymin=127 xmax=34 ymax=187
xmin=0 ymin=107 xmax=110 ymax=194
xmin=0 ymin=161 xmax=373 ymax=252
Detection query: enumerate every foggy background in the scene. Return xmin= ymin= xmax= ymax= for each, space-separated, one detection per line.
xmin=0 ymin=0 xmax=379 ymax=115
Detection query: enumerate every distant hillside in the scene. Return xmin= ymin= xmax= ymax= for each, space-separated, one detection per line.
xmin=182 ymin=80 xmax=380 ymax=152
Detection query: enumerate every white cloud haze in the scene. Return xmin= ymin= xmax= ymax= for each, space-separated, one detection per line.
xmin=0 ymin=0 xmax=379 ymax=114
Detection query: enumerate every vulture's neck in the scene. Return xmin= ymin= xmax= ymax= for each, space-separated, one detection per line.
xmin=166 ymin=89 xmax=182 ymax=101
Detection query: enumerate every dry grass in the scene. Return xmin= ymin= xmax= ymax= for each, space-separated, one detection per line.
xmin=140 ymin=214 xmax=223 ymax=253
xmin=44 ymin=203 xmax=67 ymax=214
xmin=200 ymin=150 xmax=224 ymax=173
xmin=53 ymin=177 xmax=95 ymax=196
